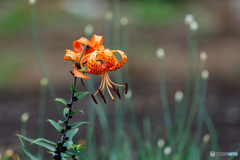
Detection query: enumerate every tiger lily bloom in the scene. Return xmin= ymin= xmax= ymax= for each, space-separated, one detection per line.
xmin=80 ymin=49 xmax=128 ymax=103
xmin=64 ymin=34 xmax=105 ymax=79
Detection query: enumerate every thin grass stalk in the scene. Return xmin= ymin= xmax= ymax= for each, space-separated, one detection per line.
xmin=30 ymin=3 xmax=62 ymax=118
xmin=178 ymin=26 xmax=197 ymax=140
xmin=37 ymin=79 xmax=47 ymax=159
xmin=195 ymin=72 xmax=207 ymax=144
xmin=158 ymin=57 xmax=172 ymax=138
xmin=127 ymin=101 xmax=146 ymax=160
xmin=20 ymin=113 xmax=29 ymax=160
xmin=113 ymin=0 xmax=123 ymax=154
xmin=143 ymin=117 xmax=151 ymax=143
xmin=182 ymin=57 xmax=204 ymax=150
xmin=86 ymin=82 xmax=96 ymax=159
xmin=203 ymin=111 xmax=220 ymax=160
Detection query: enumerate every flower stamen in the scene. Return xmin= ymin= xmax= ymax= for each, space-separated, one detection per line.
xmin=98 ymin=89 xmax=106 ymax=104
xmin=91 ymin=94 xmax=98 ymax=104
xmin=125 ymin=83 xmax=128 ymax=94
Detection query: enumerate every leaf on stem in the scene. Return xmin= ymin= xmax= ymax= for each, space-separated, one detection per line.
xmin=65 ymin=149 xmax=88 ymax=160
xmin=74 ymin=92 xmax=89 ymax=101
xmin=55 ymin=98 xmax=68 ymax=106
xmin=71 ymin=84 xmax=76 ymax=93
xmin=63 ymin=108 xmax=70 ymax=118
xmin=66 ymin=128 xmax=79 ymax=139
xmin=47 ymin=119 xmax=62 ymax=132
xmin=31 ymin=138 xmax=57 ymax=146
xmin=70 ymin=110 xmax=84 ymax=114
xmin=71 ymin=122 xmax=89 ymax=129
xmin=17 ymin=134 xmax=55 ymax=151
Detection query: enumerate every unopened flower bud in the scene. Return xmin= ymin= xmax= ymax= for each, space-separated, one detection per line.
xmin=105 ymin=11 xmax=113 ymax=21
xmin=201 ymin=70 xmax=209 ymax=79
xmin=40 ymin=77 xmax=48 ymax=86
xmin=29 ymin=0 xmax=36 ymax=4
xmin=164 ymin=146 xmax=172 ymax=155
xmin=203 ymin=134 xmax=210 ymax=143
xmin=21 ymin=112 xmax=29 ymax=123
xmin=120 ymin=17 xmax=129 ymax=26
xmin=157 ymin=139 xmax=165 ymax=148
xmin=200 ymin=52 xmax=207 ymax=61
xmin=190 ymin=21 xmax=198 ymax=31
xmin=84 ymin=25 xmax=93 ymax=36
xmin=5 ymin=149 xmax=14 ymax=157
xmin=156 ymin=48 xmax=165 ymax=59
xmin=184 ymin=14 xmax=194 ymax=25
xmin=175 ymin=91 xmax=183 ymax=102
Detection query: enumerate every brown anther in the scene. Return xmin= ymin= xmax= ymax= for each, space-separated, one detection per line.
xmin=116 ymin=89 xmax=121 ymax=100
xmin=70 ymin=71 xmax=75 ymax=77
xmin=98 ymin=89 xmax=106 ymax=104
xmin=91 ymin=94 xmax=98 ymax=104
xmin=81 ymin=78 xmax=85 ymax=86
xmin=112 ymin=86 xmax=119 ymax=95
xmin=125 ymin=83 xmax=128 ymax=94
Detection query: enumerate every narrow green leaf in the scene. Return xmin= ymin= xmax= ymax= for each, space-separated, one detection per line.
xmin=71 ymin=84 xmax=76 ymax=93
xmin=71 ymin=122 xmax=89 ymax=129
xmin=76 ymin=147 xmax=87 ymax=151
xmin=74 ymin=92 xmax=89 ymax=101
xmin=17 ymin=134 xmax=55 ymax=151
xmin=18 ymin=136 xmax=39 ymax=160
xmin=31 ymin=138 xmax=57 ymax=146
xmin=65 ymin=149 xmax=88 ymax=160
xmin=47 ymin=119 xmax=62 ymax=132
xmin=55 ymin=98 xmax=68 ymax=106
xmin=71 ymin=110 xmax=84 ymax=114
xmin=63 ymin=108 xmax=69 ymax=118
xmin=17 ymin=154 xmax=21 ymax=160
xmin=58 ymin=120 xmax=64 ymax=124
xmin=66 ymin=128 xmax=78 ymax=139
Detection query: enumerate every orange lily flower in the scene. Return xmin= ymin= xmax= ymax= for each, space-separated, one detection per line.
xmin=80 ymin=49 xmax=128 ymax=103
xmin=64 ymin=34 xmax=105 ymax=79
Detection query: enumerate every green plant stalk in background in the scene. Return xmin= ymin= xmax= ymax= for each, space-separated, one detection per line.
xmin=30 ymin=2 xmax=62 ymax=118
xmin=37 ymin=78 xmax=48 ymax=159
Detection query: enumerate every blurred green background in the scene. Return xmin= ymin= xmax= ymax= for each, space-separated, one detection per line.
xmin=1 ymin=0 xmax=240 ymax=159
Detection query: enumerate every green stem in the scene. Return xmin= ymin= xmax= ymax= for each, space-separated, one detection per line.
xmin=78 ymin=45 xmax=88 ymax=64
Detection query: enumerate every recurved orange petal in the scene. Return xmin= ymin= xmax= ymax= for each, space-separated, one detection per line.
xmin=73 ymin=65 xmax=90 ymax=79
xmin=78 ymin=37 xmax=91 ymax=47
xmin=64 ymin=50 xmax=80 ymax=62
xmin=73 ymin=41 xmax=84 ymax=52
xmin=109 ymin=50 xmax=127 ymax=71
xmin=90 ymin=34 xmax=103 ymax=49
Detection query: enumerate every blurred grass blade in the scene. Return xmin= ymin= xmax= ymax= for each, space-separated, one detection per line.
xmin=31 ymin=3 xmax=62 ymax=118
